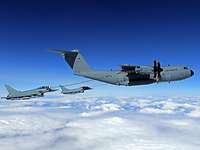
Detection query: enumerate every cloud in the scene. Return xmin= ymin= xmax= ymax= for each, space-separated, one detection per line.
xmin=187 ymin=108 xmax=200 ymax=118
xmin=0 ymin=95 xmax=199 ymax=150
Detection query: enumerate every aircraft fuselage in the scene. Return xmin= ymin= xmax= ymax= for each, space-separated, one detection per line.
xmin=77 ymin=65 xmax=193 ymax=86
xmin=51 ymin=49 xmax=194 ymax=86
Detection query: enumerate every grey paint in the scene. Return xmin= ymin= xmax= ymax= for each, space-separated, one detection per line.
xmin=52 ymin=49 xmax=194 ymax=86
xmin=60 ymin=85 xmax=91 ymax=94
xmin=2 ymin=85 xmax=56 ymax=100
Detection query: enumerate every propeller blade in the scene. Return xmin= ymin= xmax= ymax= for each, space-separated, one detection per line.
xmin=154 ymin=60 xmax=157 ymax=68
xmin=153 ymin=60 xmax=157 ymax=78
xmin=153 ymin=60 xmax=163 ymax=81
xmin=158 ymin=61 xmax=160 ymax=68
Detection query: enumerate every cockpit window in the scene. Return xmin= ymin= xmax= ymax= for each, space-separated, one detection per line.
xmin=184 ymin=67 xmax=188 ymax=69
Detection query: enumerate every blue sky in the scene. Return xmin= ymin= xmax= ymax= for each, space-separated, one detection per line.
xmin=0 ymin=0 xmax=199 ymax=96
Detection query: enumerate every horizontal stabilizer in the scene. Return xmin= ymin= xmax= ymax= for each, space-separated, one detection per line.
xmin=49 ymin=48 xmax=68 ymax=56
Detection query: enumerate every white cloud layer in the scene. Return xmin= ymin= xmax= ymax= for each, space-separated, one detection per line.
xmin=0 ymin=95 xmax=199 ymax=150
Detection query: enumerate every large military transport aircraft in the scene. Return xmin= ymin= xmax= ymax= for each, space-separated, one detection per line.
xmin=51 ymin=49 xmax=194 ymax=86
xmin=60 ymin=85 xmax=92 ymax=94
xmin=1 ymin=85 xmax=57 ymax=100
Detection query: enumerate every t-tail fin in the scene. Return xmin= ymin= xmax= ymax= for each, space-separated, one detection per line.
xmin=50 ymin=49 xmax=92 ymax=75
xmin=5 ymin=84 xmax=20 ymax=96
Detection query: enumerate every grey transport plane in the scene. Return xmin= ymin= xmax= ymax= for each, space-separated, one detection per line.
xmin=1 ymin=85 xmax=57 ymax=100
xmin=51 ymin=49 xmax=194 ymax=86
xmin=60 ymin=85 xmax=92 ymax=94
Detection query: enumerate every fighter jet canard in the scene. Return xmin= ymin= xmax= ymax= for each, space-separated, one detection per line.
xmin=60 ymin=85 xmax=92 ymax=94
xmin=1 ymin=85 xmax=57 ymax=100
xmin=50 ymin=49 xmax=194 ymax=86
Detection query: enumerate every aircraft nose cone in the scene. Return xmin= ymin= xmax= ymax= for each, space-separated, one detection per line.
xmin=190 ymin=70 xmax=194 ymax=76
xmin=82 ymin=86 xmax=92 ymax=90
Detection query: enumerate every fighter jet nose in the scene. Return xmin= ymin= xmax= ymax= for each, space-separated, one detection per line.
xmin=190 ymin=70 xmax=194 ymax=76
xmin=82 ymin=86 xmax=92 ymax=90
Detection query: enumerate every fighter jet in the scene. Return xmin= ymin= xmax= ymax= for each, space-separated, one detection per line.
xmin=60 ymin=85 xmax=92 ymax=94
xmin=51 ymin=49 xmax=194 ymax=86
xmin=1 ymin=85 xmax=57 ymax=100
